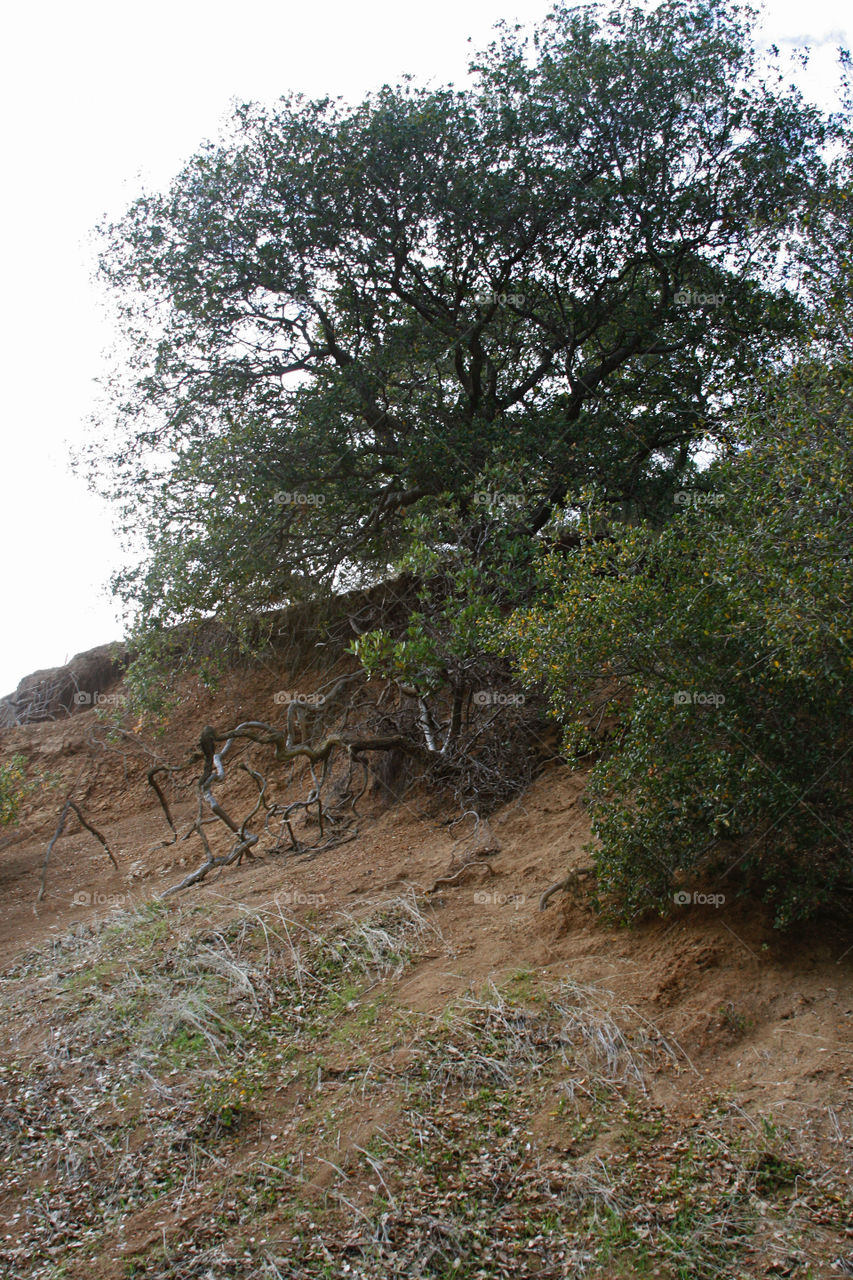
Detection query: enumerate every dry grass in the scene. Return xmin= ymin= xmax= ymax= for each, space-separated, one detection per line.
xmin=0 ymin=897 xmax=850 ymax=1280
xmin=0 ymin=892 xmax=441 ymax=1279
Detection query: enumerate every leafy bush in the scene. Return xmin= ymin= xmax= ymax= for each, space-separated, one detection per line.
xmin=0 ymin=755 xmax=33 ymax=827
xmin=497 ymin=364 xmax=853 ymax=926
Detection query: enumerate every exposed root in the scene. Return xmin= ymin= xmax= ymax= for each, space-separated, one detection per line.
xmin=539 ymin=866 xmax=596 ymax=911
xmin=149 ymin=660 xmax=544 ymax=897
xmin=37 ymin=787 xmax=118 ymax=903
xmin=156 ymin=709 xmax=437 ymax=896
xmin=426 ymin=858 xmax=498 ymax=895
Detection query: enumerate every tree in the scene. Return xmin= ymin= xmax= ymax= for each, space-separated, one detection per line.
xmin=88 ymin=0 xmax=843 ymax=640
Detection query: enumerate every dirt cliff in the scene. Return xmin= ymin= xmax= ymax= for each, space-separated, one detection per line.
xmin=0 ymin=645 xmax=850 ymax=1279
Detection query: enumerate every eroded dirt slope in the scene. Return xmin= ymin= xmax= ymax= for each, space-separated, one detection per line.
xmin=0 ymin=660 xmax=851 ymax=1279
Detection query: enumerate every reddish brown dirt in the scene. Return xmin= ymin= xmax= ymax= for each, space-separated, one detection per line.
xmin=2 ymin=661 xmax=852 ymax=1113
xmin=1 ymin=657 xmax=851 ymax=1278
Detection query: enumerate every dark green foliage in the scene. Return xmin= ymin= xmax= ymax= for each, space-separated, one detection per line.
xmin=497 ymin=363 xmax=853 ymax=925
xmin=89 ymin=0 xmax=839 ymax=639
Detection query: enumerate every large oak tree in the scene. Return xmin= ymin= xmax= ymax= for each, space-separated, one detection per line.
xmin=89 ymin=0 xmax=844 ymax=634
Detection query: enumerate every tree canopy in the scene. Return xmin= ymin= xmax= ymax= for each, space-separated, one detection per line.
xmin=90 ymin=0 xmax=844 ymax=632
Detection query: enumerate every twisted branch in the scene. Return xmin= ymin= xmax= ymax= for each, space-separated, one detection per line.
xmin=37 ymin=785 xmax=118 ymax=903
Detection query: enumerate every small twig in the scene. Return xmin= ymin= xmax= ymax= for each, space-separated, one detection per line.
xmin=426 ymin=858 xmax=497 ymax=894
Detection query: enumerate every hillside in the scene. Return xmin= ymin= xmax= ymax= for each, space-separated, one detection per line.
xmin=0 ymin=644 xmax=851 ymax=1280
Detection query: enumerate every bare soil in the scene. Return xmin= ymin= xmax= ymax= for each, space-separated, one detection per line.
xmin=0 ymin=658 xmax=850 ymax=1279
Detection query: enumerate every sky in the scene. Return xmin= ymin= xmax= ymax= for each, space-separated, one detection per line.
xmin=0 ymin=0 xmax=850 ymax=695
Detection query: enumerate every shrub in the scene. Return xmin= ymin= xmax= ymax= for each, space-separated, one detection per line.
xmin=0 ymin=755 xmax=32 ymax=827
xmin=497 ymin=363 xmax=853 ymax=926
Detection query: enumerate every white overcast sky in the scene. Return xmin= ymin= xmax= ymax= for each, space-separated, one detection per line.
xmin=0 ymin=0 xmax=849 ymax=694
